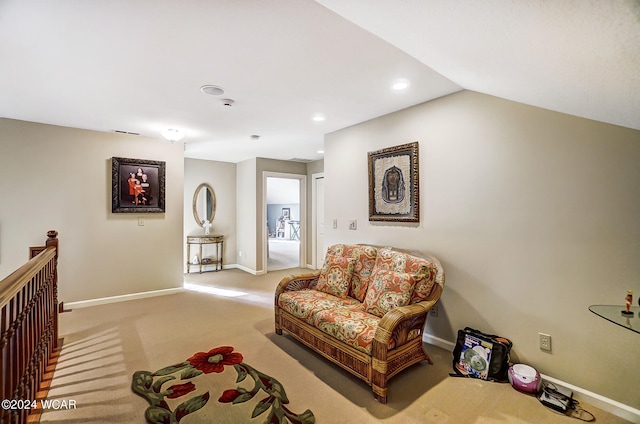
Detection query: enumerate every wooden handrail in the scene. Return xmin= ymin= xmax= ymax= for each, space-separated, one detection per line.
xmin=0 ymin=231 xmax=59 ymax=424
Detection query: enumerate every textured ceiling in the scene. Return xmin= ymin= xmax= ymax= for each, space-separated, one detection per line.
xmin=0 ymin=1 xmax=637 ymax=164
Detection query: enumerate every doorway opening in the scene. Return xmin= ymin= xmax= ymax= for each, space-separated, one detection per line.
xmin=265 ymin=175 xmax=302 ymax=271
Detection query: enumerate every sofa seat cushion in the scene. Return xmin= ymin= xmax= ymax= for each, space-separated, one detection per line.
xmin=363 ymin=269 xmax=416 ymax=317
xmin=374 ymin=248 xmax=437 ymax=304
xmin=316 ymin=254 xmax=356 ymax=298
xmin=278 ymin=290 xmax=360 ymax=321
xmin=309 ymin=305 xmax=423 ymax=355
xmin=325 ymin=244 xmax=378 ymax=302
xmin=310 ymin=305 xmax=383 ymax=355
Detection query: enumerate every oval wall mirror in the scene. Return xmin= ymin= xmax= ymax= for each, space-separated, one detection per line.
xmin=192 ymin=183 xmax=216 ymax=227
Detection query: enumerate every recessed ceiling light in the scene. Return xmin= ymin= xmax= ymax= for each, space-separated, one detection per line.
xmin=312 ymin=114 xmax=325 ymax=122
xmin=317 ymin=149 xmax=324 ymax=154
xmin=392 ymin=81 xmax=409 ymax=90
xmin=200 ymin=85 xmax=225 ymax=96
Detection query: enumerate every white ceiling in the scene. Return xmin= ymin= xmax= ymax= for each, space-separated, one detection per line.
xmin=1 ymin=1 xmax=638 ymax=164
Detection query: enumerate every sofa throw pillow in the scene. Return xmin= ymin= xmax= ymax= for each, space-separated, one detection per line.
xmin=374 ymin=248 xmax=435 ymax=304
xmin=325 ymin=244 xmax=378 ymax=302
xmin=316 ymin=254 xmax=355 ymax=298
xmin=363 ymin=269 xmax=416 ymax=317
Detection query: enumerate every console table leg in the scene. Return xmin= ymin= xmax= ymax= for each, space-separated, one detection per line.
xmin=187 ymin=243 xmax=191 ymax=273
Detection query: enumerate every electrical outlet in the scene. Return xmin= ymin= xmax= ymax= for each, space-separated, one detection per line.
xmin=430 ymin=305 xmax=439 ymax=317
xmin=138 ymin=217 xmax=145 ymax=226
xmin=539 ymin=333 xmax=552 ymax=351
xmin=332 ymin=219 xmax=337 ymax=229
xmin=348 ymin=220 xmax=357 ymax=230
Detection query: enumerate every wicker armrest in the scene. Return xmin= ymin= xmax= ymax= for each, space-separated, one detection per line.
xmin=374 ymin=292 xmax=441 ymax=348
xmin=274 ymin=271 xmax=321 ymax=297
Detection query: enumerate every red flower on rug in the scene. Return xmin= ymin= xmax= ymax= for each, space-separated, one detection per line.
xmin=187 ymin=346 xmax=243 ymax=374
xmin=218 ymin=389 xmax=244 ymax=403
xmin=166 ymin=382 xmax=196 ymax=399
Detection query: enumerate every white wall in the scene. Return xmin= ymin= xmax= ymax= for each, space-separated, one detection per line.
xmin=324 ymin=91 xmax=640 ymax=409
xmin=190 ymin=157 xmax=313 ymax=275
xmin=184 ymin=158 xmax=237 ymax=270
xmin=0 ymin=118 xmax=184 ymax=302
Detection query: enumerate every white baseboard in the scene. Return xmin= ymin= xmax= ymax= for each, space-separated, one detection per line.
xmin=423 ymin=333 xmax=455 ymax=351
xmin=65 ymin=287 xmax=184 ymax=309
xmin=222 ymin=263 xmax=266 ymax=275
xmin=422 ymin=333 xmax=640 ymax=423
xmin=539 ymin=374 xmax=640 ymax=423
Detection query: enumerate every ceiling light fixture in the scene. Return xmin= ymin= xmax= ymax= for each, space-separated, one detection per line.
xmin=162 ymin=128 xmax=184 ymax=143
xmin=312 ymin=114 xmax=325 ymax=122
xmin=200 ymin=85 xmax=225 ymax=96
xmin=392 ymin=80 xmax=409 ymax=90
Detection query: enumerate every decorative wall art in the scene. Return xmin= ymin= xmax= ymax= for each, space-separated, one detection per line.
xmin=368 ymin=142 xmax=419 ymax=222
xmin=111 ymin=157 xmax=166 ymax=213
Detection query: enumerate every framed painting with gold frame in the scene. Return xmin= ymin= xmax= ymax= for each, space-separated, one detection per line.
xmin=368 ymin=142 xmax=419 ymax=222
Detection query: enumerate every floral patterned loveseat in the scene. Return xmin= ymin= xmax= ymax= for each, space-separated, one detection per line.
xmin=274 ymin=244 xmax=445 ymax=403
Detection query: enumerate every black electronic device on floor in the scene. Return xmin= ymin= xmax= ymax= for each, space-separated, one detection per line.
xmin=539 ymin=382 xmax=573 ymax=412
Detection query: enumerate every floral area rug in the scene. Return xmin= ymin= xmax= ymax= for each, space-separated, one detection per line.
xmin=132 ymin=346 xmax=315 ymax=423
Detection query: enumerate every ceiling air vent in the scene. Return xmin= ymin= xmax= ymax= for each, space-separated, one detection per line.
xmin=113 ymin=130 xmax=140 ymax=136
xmin=288 ymin=158 xmax=313 ymax=163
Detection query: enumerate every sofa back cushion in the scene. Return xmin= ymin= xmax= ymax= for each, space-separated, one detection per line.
xmin=316 ymin=254 xmax=355 ymax=298
xmin=363 ymin=269 xmax=416 ymax=317
xmin=374 ymin=248 xmax=437 ymax=304
xmin=325 ymin=244 xmax=378 ymax=302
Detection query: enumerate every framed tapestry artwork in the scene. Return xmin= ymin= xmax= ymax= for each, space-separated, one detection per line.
xmin=111 ymin=157 xmax=166 ymax=213
xmin=368 ymin=142 xmax=419 ymax=222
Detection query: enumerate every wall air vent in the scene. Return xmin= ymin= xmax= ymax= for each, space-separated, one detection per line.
xmin=288 ymin=158 xmax=313 ymax=163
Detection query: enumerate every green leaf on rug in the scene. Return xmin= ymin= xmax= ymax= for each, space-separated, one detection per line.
xmin=144 ymin=406 xmax=171 ymax=423
xmin=180 ymin=367 xmax=203 ymax=379
xmin=174 ymin=392 xmax=210 ymax=422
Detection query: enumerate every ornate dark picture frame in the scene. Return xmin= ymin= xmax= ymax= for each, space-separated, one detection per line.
xmin=111 ymin=157 xmax=166 ymax=213
xmin=368 ymin=142 xmax=419 ymax=222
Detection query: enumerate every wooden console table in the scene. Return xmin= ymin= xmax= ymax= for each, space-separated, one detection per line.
xmin=187 ymin=235 xmax=224 ymax=273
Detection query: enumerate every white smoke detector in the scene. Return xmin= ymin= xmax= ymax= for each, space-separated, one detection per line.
xmin=221 ymin=98 xmax=235 ymax=107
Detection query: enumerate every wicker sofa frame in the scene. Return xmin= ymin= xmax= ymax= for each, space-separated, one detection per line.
xmin=274 ymin=246 xmax=445 ymax=404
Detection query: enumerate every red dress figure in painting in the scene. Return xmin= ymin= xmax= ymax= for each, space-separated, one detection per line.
xmin=128 ymin=173 xmax=136 ymax=195
xmin=133 ymin=182 xmax=145 ymax=205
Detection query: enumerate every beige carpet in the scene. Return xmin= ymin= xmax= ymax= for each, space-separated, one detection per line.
xmin=38 ymin=268 xmax=633 ymax=423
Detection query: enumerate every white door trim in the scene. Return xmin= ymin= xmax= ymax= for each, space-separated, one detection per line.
xmin=261 ymin=171 xmax=307 ymax=273
xmin=311 ymin=172 xmax=325 ymax=269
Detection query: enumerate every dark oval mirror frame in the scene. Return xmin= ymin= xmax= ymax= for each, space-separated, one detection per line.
xmin=192 ymin=183 xmax=216 ymax=227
